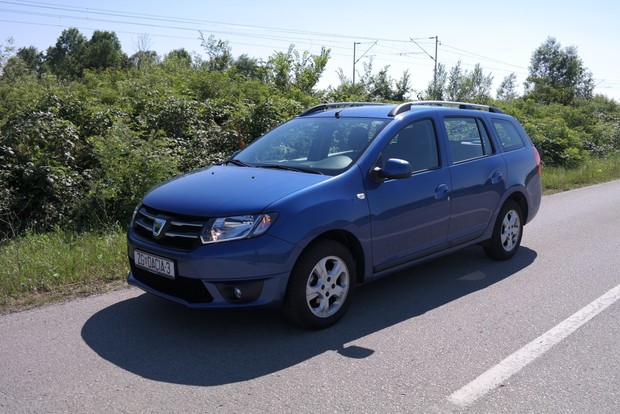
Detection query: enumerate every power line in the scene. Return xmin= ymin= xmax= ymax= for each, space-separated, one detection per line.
xmin=441 ymin=43 xmax=528 ymax=70
xmin=2 ymin=0 xmax=614 ymax=90
xmin=0 ymin=0 xmax=414 ymax=44
xmin=4 ymin=1 xmax=619 ymax=96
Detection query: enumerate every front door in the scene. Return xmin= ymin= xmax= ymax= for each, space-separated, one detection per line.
xmin=365 ymin=119 xmax=451 ymax=272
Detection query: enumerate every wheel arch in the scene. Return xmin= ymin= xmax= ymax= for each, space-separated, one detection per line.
xmin=506 ymin=190 xmax=529 ymax=224
xmin=298 ymin=230 xmax=366 ymax=286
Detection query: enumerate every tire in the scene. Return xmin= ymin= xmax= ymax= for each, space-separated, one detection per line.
xmin=484 ymin=200 xmax=523 ymax=261
xmin=284 ymin=240 xmax=356 ymax=329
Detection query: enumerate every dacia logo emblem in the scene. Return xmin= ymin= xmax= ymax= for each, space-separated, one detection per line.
xmin=152 ymin=217 xmax=167 ymax=239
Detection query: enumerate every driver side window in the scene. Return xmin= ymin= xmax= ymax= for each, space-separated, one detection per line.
xmin=382 ymin=119 xmax=439 ymax=172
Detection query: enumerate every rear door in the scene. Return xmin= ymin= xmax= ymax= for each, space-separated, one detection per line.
xmin=442 ymin=116 xmax=506 ymax=245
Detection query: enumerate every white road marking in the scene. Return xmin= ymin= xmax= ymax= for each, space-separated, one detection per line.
xmin=448 ymin=283 xmax=620 ymax=408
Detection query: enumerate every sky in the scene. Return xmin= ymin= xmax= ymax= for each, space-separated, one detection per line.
xmin=1 ymin=0 xmax=619 ymax=101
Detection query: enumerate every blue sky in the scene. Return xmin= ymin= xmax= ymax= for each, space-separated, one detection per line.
xmin=1 ymin=0 xmax=619 ymax=100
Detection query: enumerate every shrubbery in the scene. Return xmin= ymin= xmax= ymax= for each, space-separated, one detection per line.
xmin=0 ymin=49 xmax=318 ymax=240
xmin=1 ymin=30 xmax=620 ymax=242
xmin=497 ymin=97 xmax=620 ymax=168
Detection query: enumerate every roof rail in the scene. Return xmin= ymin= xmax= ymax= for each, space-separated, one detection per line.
xmin=389 ymin=100 xmax=504 ymax=116
xmin=299 ymin=102 xmax=389 ymax=117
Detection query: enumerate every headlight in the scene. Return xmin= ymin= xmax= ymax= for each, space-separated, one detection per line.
xmin=130 ymin=204 xmax=141 ymax=225
xmin=200 ymin=213 xmax=277 ymax=244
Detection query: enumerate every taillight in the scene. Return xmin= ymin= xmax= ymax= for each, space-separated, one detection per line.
xmin=533 ymin=146 xmax=542 ymax=176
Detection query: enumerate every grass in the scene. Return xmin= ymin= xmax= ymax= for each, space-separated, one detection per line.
xmin=0 ymin=226 xmax=128 ymax=314
xmin=541 ymin=153 xmax=620 ymax=194
xmin=2 ymin=153 xmax=620 ymax=315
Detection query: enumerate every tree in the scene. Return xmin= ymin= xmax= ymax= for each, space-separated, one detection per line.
xmin=17 ymin=47 xmax=43 ymax=73
xmin=324 ymin=69 xmax=367 ymax=102
xmin=497 ymin=73 xmax=519 ymax=101
xmin=267 ymin=45 xmax=295 ymax=90
xmin=365 ymin=63 xmax=393 ymax=100
xmin=130 ymin=50 xmax=159 ymax=69
xmin=0 ymin=37 xmax=15 ymax=74
xmin=466 ymin=64 xmax=493 ymax=101
xmin=443 ymin=61 xmax=493 ymax=102
xmin=292 ymin=47 xmax=330 ymax=94
xmin=423 ymin=63 xmax=447 ymax=100
xmin=1 ymin=46 xmax=45 ymax=80
xmin=267 ymin=45 xmax=331 ymax=94
xmin=393 ymin=70 xmax=412 ymax=101
xmin=524 ymin=37 xmax=594 ymax=105
xmin=445 ymin=61 xmax=465 ymax=101
xmin=46 ymin=28 xmax=87 ymax=79
xmin=231 ymin=54 xmax=266 ymax=80
xmin=164 ymin=49 xmax=193 ymax=68
xmin=200 ymin=33 xmax=232 ymax=72
xmin=130 ymin=33 xmax=158 ymax=69
xmin=84 ymin=30 xmax=128 ymax=71
xmin=328 ymin=60 xmax=411 ymax=102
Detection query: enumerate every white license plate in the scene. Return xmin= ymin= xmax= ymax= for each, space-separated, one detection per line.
xmin=134 ymin=250 xmax=176 ymax=279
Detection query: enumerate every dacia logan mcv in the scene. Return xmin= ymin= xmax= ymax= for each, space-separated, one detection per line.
xmin=127 ymin=101 xmax=542 ymax=329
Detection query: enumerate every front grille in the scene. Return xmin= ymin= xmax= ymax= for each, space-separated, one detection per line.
xmin=132 ymin=266 xmax=213 ymax=304
xmin=133 ymin=205 xmax=207 ymax=251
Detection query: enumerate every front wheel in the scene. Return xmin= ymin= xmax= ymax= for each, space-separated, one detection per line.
xmin=484 ymin=200 xmax=523 ymax=261
xmin=284 ymin=240 xmax=356 ymax=329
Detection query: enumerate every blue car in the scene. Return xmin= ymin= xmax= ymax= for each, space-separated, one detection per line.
xmin=127 ymin=101 xmax=542 ymax=329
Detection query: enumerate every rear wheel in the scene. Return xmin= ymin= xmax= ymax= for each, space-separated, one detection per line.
xmin=284 ymin=240 xmax=355 ymax=329
xmin=484 ymin=200 xmax=523 ymax=260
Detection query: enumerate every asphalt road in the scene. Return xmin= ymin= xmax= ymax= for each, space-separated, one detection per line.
xmin=1 ymin=180 xmax=619 ymax=413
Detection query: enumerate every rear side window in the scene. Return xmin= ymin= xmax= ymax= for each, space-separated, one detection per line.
xmin=444 ymin=117 xmax=493 ymax=163
xmin=492 ymin=119 xmax=525 ymax=152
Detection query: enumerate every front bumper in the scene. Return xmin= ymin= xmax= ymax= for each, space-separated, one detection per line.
xmin=127 ymin=269 xmax=292 ymax=308
xmin=127 ymin=229 xmax=300 ymax=308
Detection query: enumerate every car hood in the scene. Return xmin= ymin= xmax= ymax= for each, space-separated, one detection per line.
xmin=142 ymin=165 xmax=330 ymax=217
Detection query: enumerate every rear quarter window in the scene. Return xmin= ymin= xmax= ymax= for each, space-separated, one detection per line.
xmin=492 ymin=119 xmax=525 ymax=152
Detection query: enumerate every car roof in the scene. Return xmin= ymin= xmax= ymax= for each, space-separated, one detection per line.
xmin=298 ymin=101 xmax=504 ymax=119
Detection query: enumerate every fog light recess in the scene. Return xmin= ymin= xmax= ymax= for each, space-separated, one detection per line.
xmin=216 ymin=281 xmax=264 ymax=303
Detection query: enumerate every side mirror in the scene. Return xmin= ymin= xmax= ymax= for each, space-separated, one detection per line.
xmin=370 ymin=158 xmax=412 ymax=182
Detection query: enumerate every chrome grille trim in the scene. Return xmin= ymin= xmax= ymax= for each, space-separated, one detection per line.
xmin=165 ymin=231 xmax=201 ymax=239
xmin=171 ymin=220 xmax=203 ymax=228
xmin=133 ymin=205 xmax=208 ymax=250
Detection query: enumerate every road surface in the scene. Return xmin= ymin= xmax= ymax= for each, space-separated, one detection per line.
xmin=1 ymin=180 xmax=619 ymax=413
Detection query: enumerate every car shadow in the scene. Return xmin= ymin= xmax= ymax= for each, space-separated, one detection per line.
xmin=81 ymin=246 xmax=537 ymax=386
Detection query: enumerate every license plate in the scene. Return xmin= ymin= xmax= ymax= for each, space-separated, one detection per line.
xmin=134 ymin=250 xmax=176 ymax=279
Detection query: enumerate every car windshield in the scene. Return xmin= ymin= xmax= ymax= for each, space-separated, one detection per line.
xmin=234 ymin=117 xmax=390 ymax=175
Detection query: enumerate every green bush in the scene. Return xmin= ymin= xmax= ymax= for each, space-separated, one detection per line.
xmin=497 ymin=99 xmax=620 ymax=168
xmin=0 ymin=109 xmax=91 ymax=238
xmin=80 ymin=122 xmax=179 ymax=228
xmin=2 ymin=33 xmax=620 ymax=244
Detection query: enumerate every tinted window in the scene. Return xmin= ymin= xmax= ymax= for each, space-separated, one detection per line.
xmin=382 ymin=119 xmax=439 ymax=172
xmin=492 ymin=119 xmax=525 ymax=151
xmin=444 ymin=117 xmax=493 ymax=163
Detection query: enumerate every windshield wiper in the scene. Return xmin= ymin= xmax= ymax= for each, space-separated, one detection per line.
xmin=257 ymin=165 xmax=324 ymax=175
xmin=224 ymin=159 xmax=250 ymax=167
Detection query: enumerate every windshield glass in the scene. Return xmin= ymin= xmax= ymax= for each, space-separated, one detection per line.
xmin=235 ymin=117 xmax=390 ymax=175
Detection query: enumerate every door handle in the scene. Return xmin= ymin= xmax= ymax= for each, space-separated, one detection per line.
xmin=491 ymin=170 xmax=503 ymax=184
xmin=435 ymin=183 xmax=449 ymax=200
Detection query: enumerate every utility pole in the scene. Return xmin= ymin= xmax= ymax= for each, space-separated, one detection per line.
xmin=410 ymin=36 xmax=440 ymax=97
xmin=353 ymin=42 xmax=361 ymax=86
xmin=431 ymin=36 xmax=439 ymax=95
xmin=353 ymin=41 xmax=377 ymax=87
